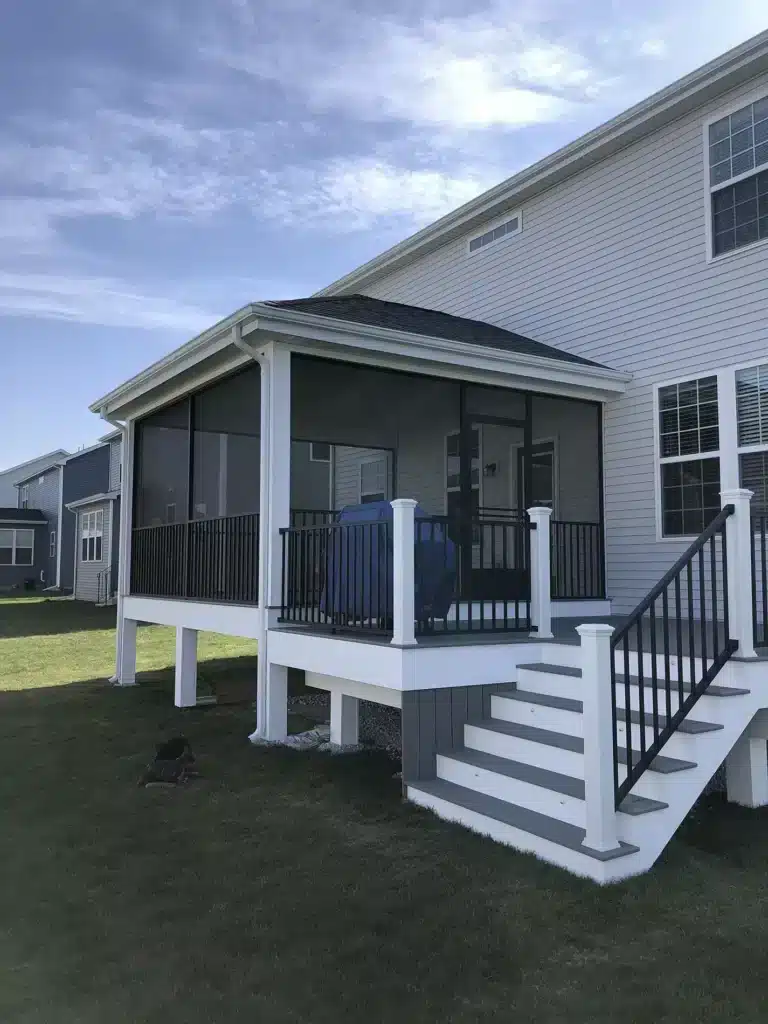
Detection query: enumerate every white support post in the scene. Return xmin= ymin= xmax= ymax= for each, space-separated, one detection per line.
xmin=251 ymin=342 xmax=291 ymax=742
xmin=116 ymin=617 xmax=138 ymax=686
xmin=576 ymin=623 xmax=619 ymax=852
xmin=330 ymin=692 xmax=360 ymax=746
xmin=721 ymin=488 xmax=756 ymax=659
xmin=391 ymin=498 xmax=418 ymax=647
xmin=111 ymin=420 xmax=135 ymax=685
xmin=174 ymin=627 xmax=198 ymax=708
xmin=726 ymin=731 xmax=768 ymax=807
xmin=527 ymin=506 xmax=553 ymax=640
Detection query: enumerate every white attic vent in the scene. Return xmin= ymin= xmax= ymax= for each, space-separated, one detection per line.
xmin=468 ymin=212 xmax=522 ymax=254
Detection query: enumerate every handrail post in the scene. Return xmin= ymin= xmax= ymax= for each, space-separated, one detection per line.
xmin=391 ymin=499 xmax=418 ymax=646
xmin=576 ymin=623 xmax=619 ymax=852
xmin=527 ymin=506 xmax=553 ymax=638
xmin=721 ymin=488 xmax=756 ymax=659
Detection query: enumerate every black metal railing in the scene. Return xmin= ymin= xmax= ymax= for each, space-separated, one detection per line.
xmin=751 ymin=513 xmax=768 ymax=647
xmin=96 ymin=567 xmax=114 ymax=605
xmin=130 ymin=513 xmax=259 ymax=603
xmin=280 ymin=519 xmax=393 ymax=633
xmin=289 ymin=509 xmax=339 ymax=529
xmin=551 ymin=520 xmax=605 ymax=599
xmin=610 ymin=505 xmax=737 ymax=806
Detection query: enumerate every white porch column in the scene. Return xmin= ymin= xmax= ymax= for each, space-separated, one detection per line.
xmin=576 ymin=623 xmax=619 ymax=852
xmin=391 ymin=499 xmax=417 ymax=647
xmin=111 ymin=420 xmax=136 ymax=685
xmin=174 ymin=627 xmax=198 ymax=708
xmin=330 ymin=692 xmax=360 ymax=746
xmin=251 ymin=342 xmax=291 ymax=742
xmin=527 ymin=506 xmax=553 ymax=640
xmin=721 ymin=488 xmax=756 ymax=659
xmin=117 ymin=617 xmax=138 ymax=686
xmin=726 ymin=730 xmax=768 ymax=807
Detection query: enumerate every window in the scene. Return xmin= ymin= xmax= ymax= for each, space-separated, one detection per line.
xmin=20 ymin=484 xmax=29 ymax=509
xmin=517 ymin=441 xmax=556 ymax=511
xmin=0 ymin=528 xmax=34 ymax=566
xmin=708 ymin=95 xmax=768 ymax=257
xmin=657 ymin=376 xmax=721 ymax=536
xmin=310 ymin=442 xmax=331 ymax=463
xmin=468 ymin=212 xmax=522 ymax=254
xmin=359 ymin=457 xmax=388 ymax=504
xmin=446 ymin=428 xmax=481 ymax=519
xmin=49 ymin=531 xmax=56 ymax=558
xmin=80 ymin=510 xmax=104 ymax=562
xmin=737 ymin=361 xmax=768 ymax=514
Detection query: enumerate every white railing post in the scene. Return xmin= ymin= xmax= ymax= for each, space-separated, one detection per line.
xmin=576 ymin=623 xmax=619 ymax=852
xmin=527 ymin=506 xmax=553 ymax=639
xmin=391 ymin=499 xmax=418 ymax=647
xmin=721 ymin=488 xmax=756 ymax=659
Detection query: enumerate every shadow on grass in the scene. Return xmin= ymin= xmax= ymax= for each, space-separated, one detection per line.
xmin=0 ymin=598 xmax=116 ymax=639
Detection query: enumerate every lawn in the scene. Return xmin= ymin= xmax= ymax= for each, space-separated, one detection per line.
xmin=1 ymin=597 xmax=768 ymax=1022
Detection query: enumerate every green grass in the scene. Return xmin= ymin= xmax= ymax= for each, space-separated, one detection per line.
xmin=1 ymin=597 xmax=768 ymax=1022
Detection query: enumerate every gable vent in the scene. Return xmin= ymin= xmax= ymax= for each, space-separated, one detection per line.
xmin=468 ymin=212 xmax=522 ymax=253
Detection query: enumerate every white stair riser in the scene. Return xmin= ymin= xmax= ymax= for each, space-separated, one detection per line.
xmin=614 ymin=719 xmax=711 ymax=757
xmin=436 ymin=754 xmax=585 ymax=825
xmin=464 ymin=723 xmax=584 ymax=776
xmin=515 ymin=669 xmax=581 ymax=701
xmin=614 ymin=687 xmax=733 ymax=721
xmin=538 ymin=644 xmax=582 ymax=669
xmin=612 ymin=650 xmax=704 ymax=682
xmin=491 ymin=695 xmax=584 ymax=737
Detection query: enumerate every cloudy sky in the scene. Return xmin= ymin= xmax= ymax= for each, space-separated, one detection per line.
xmin=1 ymin=0 xmax=767 ymax=466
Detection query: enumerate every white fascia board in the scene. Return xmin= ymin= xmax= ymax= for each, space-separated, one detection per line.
xmin=316 ymin=33 xmax=768 ymax=297
xmin=65 ymin=491 xmax=120 ymax=511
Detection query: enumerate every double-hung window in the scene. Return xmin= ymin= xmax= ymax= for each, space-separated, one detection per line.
xmin=359 ymin=457 xmax=388 ymax=504
xmin=20 ymin=484 xmax=29 ymax=509
xmin=658 ymin=376 xmax=721 ymax=536
xmin=708 ymin=95 xmax=768 ymax=257
xmin=736 ymin=362 xmax=768 ymax=514
xmin=81 ymin=510 xmax=104 ymax=562
xmin=0 ymin=529 xmax=34 ymax=566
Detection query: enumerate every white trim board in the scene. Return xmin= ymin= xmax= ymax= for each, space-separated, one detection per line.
xmin=122 ymin=595 xmax=261 ymax=638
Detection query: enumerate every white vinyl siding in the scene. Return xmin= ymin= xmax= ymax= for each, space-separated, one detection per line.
xmin=360 ymin=69 xmax=768 ymax=611
xmin=75 ymin=503 xmax=109 ymax=602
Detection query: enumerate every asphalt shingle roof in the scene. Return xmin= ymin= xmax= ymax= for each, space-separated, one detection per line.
xmin=266 ymin=295 xmax=604 ymax=368
xmin=0 ymin=508 xmax=46 ymax=522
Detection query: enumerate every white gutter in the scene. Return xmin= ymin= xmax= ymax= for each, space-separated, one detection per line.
xmin=65 ymin=491 xmax=120 ymax=512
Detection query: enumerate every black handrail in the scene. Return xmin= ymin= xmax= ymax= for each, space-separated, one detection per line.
xmin=610 ymin=505 xmax=737 ymax=806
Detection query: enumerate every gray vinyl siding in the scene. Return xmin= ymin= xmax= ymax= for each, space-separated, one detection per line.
xmin=333 ymin=447 xmax=393 ymax=508
xmin=74 ymin=502 xmax=111 ymax=602
xmin=108 ymin=439 xmax=122 ymax=492
xmin=360 ymin=71 xmax=768 ymax=613
xmin=60 ymin=445 xmax=111 ymax=591
xmin=17 ymin=467 xmax=61 ymax=586
xmin=0 ymin=522 xmax=48 ymax=593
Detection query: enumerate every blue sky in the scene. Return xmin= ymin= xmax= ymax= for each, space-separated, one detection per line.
xmin=1 ymin=0 xmax=767 ymax=467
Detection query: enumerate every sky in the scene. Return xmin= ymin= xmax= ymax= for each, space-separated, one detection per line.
xmin=1 ymin=0 xmax=767 ymax=468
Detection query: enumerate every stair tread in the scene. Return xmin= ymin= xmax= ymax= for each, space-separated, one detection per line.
xmin=615 ymin=675 xmax=749 ymax=697
xmin=468 ymin=718 xmax=696 ymax=774
xmin=517 ymin=662 xmax=582 ymax=678
xmin=441 ymin=747 xmax=667 ymax=816
xmin=409 ymin=778 xmax=639 ymax=861
xmin=496 ymin=689 xmax=721 ymax=733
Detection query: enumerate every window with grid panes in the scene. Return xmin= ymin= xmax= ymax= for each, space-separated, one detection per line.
xmin=709 ymin=95 xmax=768 ymax=256
xmin=737 ymin=362 xmax=768 ymax=515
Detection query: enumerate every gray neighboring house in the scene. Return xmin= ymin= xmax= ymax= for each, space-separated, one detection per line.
xmin=0 ymin=450 xmax=68 ymax=507
xmin=0 ymin=508 xmax=48 ymax=592
xmin=14 ymin=459 xmax=67 ymax=589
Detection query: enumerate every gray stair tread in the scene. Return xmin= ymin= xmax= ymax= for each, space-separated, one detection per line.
xmin=470 ymin=718 xmax=696 ymax=774
xmin=497 ymin=689 xmax=721 ymax=733
xmin=616 ymin=676 xmax=749 ymax=697
xmin=517 ymin=662 xmax=582 ymax=678
xmin=410 ymin=778 xmax=639 ymax=861
xmin=442 ymin=747 xmax=667 ymax=816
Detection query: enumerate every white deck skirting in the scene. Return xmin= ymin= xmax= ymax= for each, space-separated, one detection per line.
xmin=122 ymin=595 xmax=261 ymax=638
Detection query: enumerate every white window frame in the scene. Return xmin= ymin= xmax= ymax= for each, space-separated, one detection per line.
xmin=80 ymin=509 xmax=104 ymax=563
xmin=704 ymin=87 xmax=768 ymax=265
xmin=20 ymin=484 xmax=29 ymax=509
xmin=49 ymin=531 xmax=56 ymax=558
xmin=358 ymin=454 xmax=389 ymax=504
xmin=467 ymin=209 xmax=522 ymax=256
xmin=445 ymin=427 xmax=483 ymax=514
xmin=309 ymin=442 xmax=332 ymax=463
xmin=733 ymin=359 xmax=768 ymax=518
xmin=0 ymin=527 xmax=35 ymax=566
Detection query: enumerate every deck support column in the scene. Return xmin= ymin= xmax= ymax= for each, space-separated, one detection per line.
xmin=721 ymin=488 xmax=756 ymax=659
xmin=116 ymin=616 xmax=137 ymax=686
xmin=330 ymin=692 xmax=360 ymax=746
xmin=528 ymin=506 xmax=553 ymax=639
xmin=174 ymin=627 xmax=198 ymax=708
xmin=391 ymin=499 xmax=418 ymax=647
xmin=726 ymin=731 xmax=768 ymax=807
xmin=577 ymin=623 xmax=619 ymax=852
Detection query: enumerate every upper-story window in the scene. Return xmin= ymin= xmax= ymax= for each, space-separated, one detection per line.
xmin=468 ymin=212 xmax=522 ymax=254
xmin=709 ymin=95 xmax=768 ymax=257
xmin=19 ymin=484 xmax=29 ymax=509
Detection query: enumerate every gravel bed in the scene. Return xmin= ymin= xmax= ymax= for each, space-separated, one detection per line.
xmin=289 ymin=692 xmax=402 ymax=759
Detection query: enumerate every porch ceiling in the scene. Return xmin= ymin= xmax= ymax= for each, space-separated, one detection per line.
xmin=90 ymin=297 xmax=630 ymax=421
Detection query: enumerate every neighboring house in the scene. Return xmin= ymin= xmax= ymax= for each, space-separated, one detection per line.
xmin=0 ymin=508 xmax=48 ymax=592
xmin=13 ymin=460 xmax=67 ymax=589
xmin=0 ymin=450 xmax=68 ymax=507
xmin=92 ymin=33 xmax=768 ymax=882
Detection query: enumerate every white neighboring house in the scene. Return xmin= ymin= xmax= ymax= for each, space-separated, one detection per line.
xmin=91 ymin=33 xmax=768 ymax=883
xmin=0 ymin=450 xmax=68 ymax=507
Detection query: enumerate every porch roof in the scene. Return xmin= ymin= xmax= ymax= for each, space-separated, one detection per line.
xmin=90 ymin=296 xmax=630 ymax=421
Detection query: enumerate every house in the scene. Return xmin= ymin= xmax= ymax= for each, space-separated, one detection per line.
xmin=12 ymin=454 xmax=69 ymax=589
xmin=0 ymin=450 xmax=68 ymax=507
xmin=0 ymin=507 xmax=49 ymax=592
xmin=90 ymin=31 xmax=768 ymax=882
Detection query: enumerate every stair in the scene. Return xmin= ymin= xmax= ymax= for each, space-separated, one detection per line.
xmin=407 ymin=649 xmax=755 ymax=883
